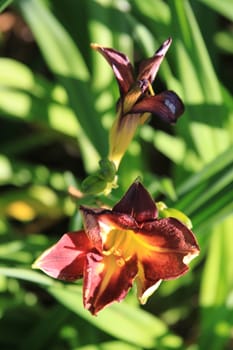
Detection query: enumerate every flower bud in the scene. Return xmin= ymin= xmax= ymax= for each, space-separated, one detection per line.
xmin=98 ymin=158 xmax=116 ymax=182
xmin=81 ymin=175 xmax=107 ymax=195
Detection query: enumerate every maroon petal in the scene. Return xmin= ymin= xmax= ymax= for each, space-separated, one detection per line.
xmin=140 ymin=217 xmax=199 ymax=253
xmin=33 ymin=231 xmax=91 ymax=281
xmin=129 ymin=90 xmax=185 ymax=123
xmin=80 ymin=206 xmax=107 ymax=252
xmin=91 ymin=43 xmax=134 ymax=96
xmin=113 ymin=181 xmax=158 ymax=223
xmin=137 ymin=38 xmax=172 ymax=83
xmin=83 ymin=251 xmax=138 ymax=315
xmin=135 ymin=217 xmax=200 ymax=301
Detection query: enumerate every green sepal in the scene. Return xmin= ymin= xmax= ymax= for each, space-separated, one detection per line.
xmin=81 ymin=174 xmax=107 ymax=195
xmin=98 ymin=158 xmax=116 ymax=182
xmin=157 ymin=201 xmax=193 ymax=229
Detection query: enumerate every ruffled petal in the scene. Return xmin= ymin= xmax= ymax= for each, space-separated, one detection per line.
xmin=113 ymin=181 xmax=158 ymax=223
xmin=137 ymin=37 xmax=172 ymax=83
xmin=33 ymin=231 xmax=91 ymax=281
xmin=91 ymin=43 xmax=134 ymax=96
xmin=134 ymin=217 xmax=200 ymax=302
xmin=140 ymin=217 xmax=199 ymax=253
xmin=129 ymin=90 xmax=185 ymax=124
xmin=83 ymin=251 xmax=138 ymax=315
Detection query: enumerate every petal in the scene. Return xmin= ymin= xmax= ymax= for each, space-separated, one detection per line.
xmin=136 ymin=268 xmax=162 ymax=305
xmin=108 ymin=112 xmax=141 ymax=169
xmin=91 ymin=43 xmax=134 ymax=96
xmin=33 ymin=231 xmax=91 ymax=281
xmin=121 ymin=79 xmax=149 ymax=114
xmin=83 ymin=251 xmax=138 ymax=315
xmin=113 ymin=181 xmax=158 ymax=223
xmin=137 ymin=37 xmax=172 ymax=83
xmin=129 ymin=90 xmax=185 ymax=123
xmin=80 ymin=206 xmax=104 ymax=252
xmin=140 ymin=217 xmax=199 ymax=253
xmin=134 ymin=217 xmax=200 ymax=301
xmin=80 ymin=206 xmax=133 ymax=248
xmin=98 ymin=211 xmax=137 ymax=232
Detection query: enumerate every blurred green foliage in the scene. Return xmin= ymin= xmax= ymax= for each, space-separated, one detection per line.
xmin=0 ymin=0 xmax=233 ymax=349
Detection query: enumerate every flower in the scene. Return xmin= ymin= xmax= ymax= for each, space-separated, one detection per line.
xmin=91 ymin=38 xmax=184 ymax=169
xmin=33 ymin=181 xmax=199 ymax=315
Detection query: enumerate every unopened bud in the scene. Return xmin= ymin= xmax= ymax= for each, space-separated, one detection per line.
xmin=98 ymin=158 xmax=116 ymax=182
xmin=81 ymin=175 xmax=107 ymax=195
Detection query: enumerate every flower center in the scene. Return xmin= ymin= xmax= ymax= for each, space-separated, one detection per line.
xmin=103 ymin=229 xmax=134 ymax=266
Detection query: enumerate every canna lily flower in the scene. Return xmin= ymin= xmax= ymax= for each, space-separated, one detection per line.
xmin=91 ymin=38 xmax=184 ymax=169
xmin=33 ymin=181 xmax=199 ymax=315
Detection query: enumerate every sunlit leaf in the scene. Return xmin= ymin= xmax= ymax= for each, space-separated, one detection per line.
xmin=198 ymin=0 xmax=233 ymax=22
xmin=77 ymin=341 xmax=141 ymax=350
xmin=18 ymin=0 xmax=108 ymax=156
xmin=49 ymin=284 xmax=183 ymax=349
xmin=0 ymin=267 xmax=54 ymax=286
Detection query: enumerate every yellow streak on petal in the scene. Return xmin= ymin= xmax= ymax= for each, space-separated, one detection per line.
xmin=95 ymin=255 xmax=118 ymax=300
xmin=100 ymin=222 xmax=198 ymax=261
xmin=96 ymin=219 xmax=199 ymax=307
xmin=122 ymin=84 xmax=144 ymax=114
xmin=139 ymin=112 xmax=151 ymax=125
xmin=108 ymin=112 xmax=140 ymax=169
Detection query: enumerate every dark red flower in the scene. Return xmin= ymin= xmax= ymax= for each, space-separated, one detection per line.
xmin=91 ymin=38 xmax=184 ymax=168
xmin=33 ymin=181 xmax=199 ymax=315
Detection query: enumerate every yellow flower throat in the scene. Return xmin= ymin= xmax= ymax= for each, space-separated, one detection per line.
xmin=103 ymin=229 xmax=134 ymax=266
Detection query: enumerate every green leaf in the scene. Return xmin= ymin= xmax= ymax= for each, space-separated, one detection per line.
xmin=76 ymin=340 xmax=141 ymax=350
xmin=49 ymin=284 xmax=183 ymax=349
xmin=177 ymin=145 xmax=233 ymax=196
xmin=0 ymin=0 xmax=13 ymax=12
xmin=171 ymin=0 xmax=222 ymax=103
xmin=86 ymin=0 xmax=114 ymax=91
xmin=132 ymin=0 xmax=170 ymax=25
xmin=0 ymin=267 xmax=54 ymax=286
xmin=18 ymin=0 xmax=108 ymax=156
xmin=0 ymin=59 xmax=80 ymax=137
xmin=168 ymin=0 xmax=232 ymax=169
xmin=0 ymin=267 xmax=183 ymax=349
xmin=197 ymin=0 xmax=233 ymax=22
xmin=0 ymin=58 xmax=100 ymax=172
xmin=200 ymin=218 xmax=233 ymax=306
xmin=21 ymin=305 xmax=70 ymax=350
xmin=215 ymin=30 xmax=233 ymax=54
xmin=174 ymin=145 xmax=233 ymax=233
xmin=198 ymin=216 xmax=233 ymax=350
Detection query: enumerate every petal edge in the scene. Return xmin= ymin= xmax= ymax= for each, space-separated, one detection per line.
xmin=33 ymin=231 xmax=90 ymax=281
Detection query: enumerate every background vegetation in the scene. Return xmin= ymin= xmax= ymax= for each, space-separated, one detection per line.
xmin=0 ymin=0 xmax=233 ymax=349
